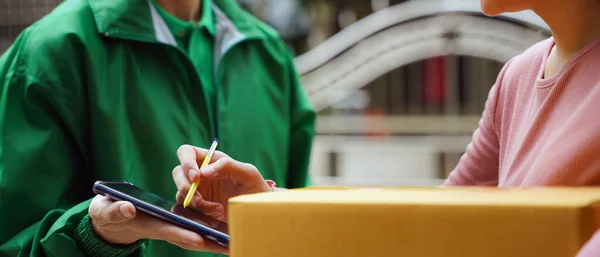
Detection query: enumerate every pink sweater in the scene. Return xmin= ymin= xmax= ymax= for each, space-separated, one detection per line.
xmin=444 ymin=37 xmax=600 ymax=256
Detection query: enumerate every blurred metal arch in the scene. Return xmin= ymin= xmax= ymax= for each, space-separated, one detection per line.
xmin=296 ymin=0 xmax=551 ymax=112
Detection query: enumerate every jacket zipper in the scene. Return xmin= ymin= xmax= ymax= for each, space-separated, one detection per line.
xmin=103 ymin=32 xmax=259 ymax=143
xmin=213 ymin=36 xmax=260 ymax=141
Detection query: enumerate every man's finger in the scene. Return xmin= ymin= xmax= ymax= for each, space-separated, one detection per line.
xmin=175 ymin=191 xmax=223 ymax=217
xmin=155 ymin=221 xmax=205 ymax=247
xmin=89 ymin=195 xmax=136 ymax=224
xmin=173 ymin=165 xmax=192 ymax=193
xmin=131 ymin=212 xmax=204 ymax=247
xmin=169 ymin=236 xmax=228 ymax=254
xmin=133 ymin=207 xmax=228 ymax=254
xmin=173 ymin=166 xmax=207 ymax=208
xmin=177 ymin=145 xmax=201 ymax=182
xmin=99 ymin=199 xmax=136 ymax=224
xmin=176 ymin=190 xmax=201 ymax=205
xmin=169 ymin=241 xmax=204 ymax=252
xmin=192 ymin=147 xmax=228 ymax=162
xmin=200 ymin=157 xmax=263 ymax=188
xmin=200 ymin=240 xmax=230 ymax=255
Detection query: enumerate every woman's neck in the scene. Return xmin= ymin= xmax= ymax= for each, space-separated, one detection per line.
xmin=154 ymin=0 xmax=201 ymax=21
xmin=533 ymin=0 xmax=600 ymax=60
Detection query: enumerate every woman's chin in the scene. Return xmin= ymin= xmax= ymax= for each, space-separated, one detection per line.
xmin=480 ymin=0 xmax=531 ymax=17
xmin=480 ymin=2 xmax=504 ymax=16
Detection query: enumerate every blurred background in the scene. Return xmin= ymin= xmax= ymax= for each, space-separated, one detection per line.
xmin=0 ymin=0 xmax=552 ymax=187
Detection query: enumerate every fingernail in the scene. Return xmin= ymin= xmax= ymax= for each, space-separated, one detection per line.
xmin=119 ymin=204 xmax=134 ymax=218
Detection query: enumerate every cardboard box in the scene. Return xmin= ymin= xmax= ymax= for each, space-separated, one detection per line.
xmin=228 ymin=187 xmax=600 ymax=257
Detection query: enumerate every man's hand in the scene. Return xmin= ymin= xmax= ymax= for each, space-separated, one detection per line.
xmin=88 ymin=195 xmax=228 ymax=254
xmin=172 ymin=145 xmax=273 ymax=222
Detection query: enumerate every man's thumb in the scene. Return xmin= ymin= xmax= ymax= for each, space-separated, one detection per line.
xmin=106 ymin=201 xmax=136 ymax=223
xmin=119 ymin=202 xmax=136 ymax=218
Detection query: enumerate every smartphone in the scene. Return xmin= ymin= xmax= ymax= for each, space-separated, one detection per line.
xmin=92 ymin=181 xmax=230 ymax=248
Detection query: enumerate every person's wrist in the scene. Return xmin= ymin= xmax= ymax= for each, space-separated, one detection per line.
xmin=74 ymin=215 xmax=145 ymax=257
xmin=91 ymin=217 xmax=140 ymax=245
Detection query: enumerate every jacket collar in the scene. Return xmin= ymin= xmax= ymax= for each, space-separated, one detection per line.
xmin=88 ymin=0 xmax=264 ymax=48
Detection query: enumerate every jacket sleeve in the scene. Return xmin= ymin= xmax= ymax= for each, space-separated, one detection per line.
xmin=0 ymin=32 xmax=145 ymax=257
xmin=281 ymin=46 xmax=316 ymax=189
xmin=443 ymin=57 xmax=515 ymax=186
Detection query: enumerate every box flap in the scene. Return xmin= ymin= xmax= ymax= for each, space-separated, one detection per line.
xmin=231 ymin=187 xmax=600 ymax=207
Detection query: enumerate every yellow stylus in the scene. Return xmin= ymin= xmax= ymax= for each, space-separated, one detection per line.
xmin=183 ymin=138 xmax=219 ymax=208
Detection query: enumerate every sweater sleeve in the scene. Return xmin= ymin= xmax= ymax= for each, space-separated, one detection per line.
xmin=576 ymin=230 xmax=600 ymax=257
xmin=443 ymin=58 xmax=515 ymax=186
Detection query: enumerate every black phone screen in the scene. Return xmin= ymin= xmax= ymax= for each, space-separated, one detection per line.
xmin=101 ymin=182 xmax=228 ymax=235
xmin=104 ymin=182 xmax=176 ymax=211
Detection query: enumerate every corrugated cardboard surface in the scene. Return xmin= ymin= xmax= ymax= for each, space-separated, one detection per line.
xmin=229 ymin=187 xmax=600 ymax=257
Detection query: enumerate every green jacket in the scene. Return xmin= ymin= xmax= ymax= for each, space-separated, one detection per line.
xmin=0 ymin=0 xmax=315 ymax=256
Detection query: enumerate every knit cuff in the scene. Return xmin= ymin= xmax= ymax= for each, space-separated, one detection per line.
xmin=73 ymin=214 xmax=145 ymax=257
